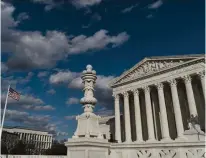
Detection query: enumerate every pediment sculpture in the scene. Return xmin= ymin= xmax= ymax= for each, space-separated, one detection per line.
xmin=117 ymin=60 xmax=184 ymax=84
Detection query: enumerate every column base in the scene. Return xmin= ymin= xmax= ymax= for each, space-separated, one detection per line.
xmin=146 ymin=139 xmax=157 ymax=143
xmin=123 ymin=140 xmax=132 ymax=143
xmin=160 ymin=138 xmax=172 ymax=143
xmin=134 ymin=140 xmax=145 ymax=144
xmin=175 ymin=136 xmax=187 ymax=142
xmin=116 ymin=140 xmax=122 ymax=143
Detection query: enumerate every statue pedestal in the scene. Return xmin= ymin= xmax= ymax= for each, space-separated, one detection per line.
xmin=183 ymin=124 xmax=205 ymax=141
xmin=65 ymin=137 xmax=110 ymax=158
xmin=72 ymin=112 xmax=103 ymax=139
xmin=65 ymin=65 xmax=109 ymax=158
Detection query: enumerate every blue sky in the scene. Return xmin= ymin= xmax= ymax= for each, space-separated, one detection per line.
xmin=1 ymin=0 xmax=204 ymax=140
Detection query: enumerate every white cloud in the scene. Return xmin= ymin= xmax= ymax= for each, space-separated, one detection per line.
xmin=68 ymin=30 xmax=129 ymax=54
xmin=3 ymin=109 xmax=58 ymax=134
xmin=2 ymin=2 xmax=129 ymax=70
xmin=66 ymin=97 xmax=79 ymax=105
xmin=121 ymin=3 xmax=139 ymax=13
xmin=32 ymin=0 xmax=102 ymax=10
xmin=1 ymin=73 xmax=33 ymax=91
xmin=64 ymin=115 xmax=76 ymax=120
xmin=23 ymin=104 xmax=55 ymax=111
xmin=146 ymin=14 xmax=154 ymax=19
xmin=49 ymin=70 xmax=80 ymax=84
xmin=31 ymin=0 xmax=58 ymax=11
xmin=47 ymin=89 xmax=56 ymax=95
xmin=68 ymin=77 xmax=83 ymax=89
xmin=1 ymin=93 xmax=55 ymax=111
xmin=17 ymin=12 xmax=29 ymax=21
xmin=57 ymin=131 xmax=68 ymax=136
xmin=1 ymin=62 xmax=8 ymax=73
xmin=91 ymin=13 xmax=101 ymax=21
xmin=72 ymin=0 xmax=103 ymax=8
xmin=38 ymin=71 xmax=49 ymax=78
xmin=82 ymin=24 xmax=91 ymax=29
xmin=148 ymin=0 xmax=163 ymax=9
xmin=95 ymin=108 xmax=114 ymax=117
xmin=4 ymin=109 xmax=51 ymax=127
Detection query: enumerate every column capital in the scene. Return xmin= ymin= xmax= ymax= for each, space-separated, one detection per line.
xmin=168 ymin=79 xmax=177 ymax=86
xmin=155 ymin=83 xmax=164 ymax=90
xmin=131 ymin=89 xmax=139 ymax=96
xmin=123 ymin=91 xmax=129 ymax=98
xmin=182 ymin=75 xmax=192 ymax=83
xmin=197 ymin=71 xmax=205 ymax=79
xmin=112 ymin=93 xmax=119 ymax=99
xmin=142 ymin=86 xmax=150 ymax=93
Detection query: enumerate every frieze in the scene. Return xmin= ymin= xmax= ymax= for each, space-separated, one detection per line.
xmin=113 ymin=62 xmax=204 ymax=94
xmin=110 ymin=58 xmax=205 ymax=87
xmin=116 ymin=60 xmax=184 ymax=84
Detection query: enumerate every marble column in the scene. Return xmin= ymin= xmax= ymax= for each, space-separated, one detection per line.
xmin=143 ymin=86 xmax=156 ymax=142
xmin=169 ymin=79 xmax=185 ymax=140
xmin=197 ymin=71 xmax=205 ymax=98
xmin=132 ymin=89 xmax=143 ymax=142
xmin=156 ymin=83 xmax=171 ymax=141
xmin=20 ymin=133 xmax=22 ymax=140
xmin=41 ymin=135 xmax=43 ymax=142
xmin=28 ymin=134 xmax=30 ymax=142
xmin=123 ymin=91 xmax=132 ymax=142
xmin=40 ymin=135 xmax=43 ymax=149
xmin=113 ymin=93 xmax=121 ymax=143
xmin=183 ymin=75 xmax=198 ymax=116
xmin=50 ymin=136 xmax=52 ymax=148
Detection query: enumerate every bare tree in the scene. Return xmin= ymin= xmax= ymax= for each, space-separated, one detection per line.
xmin=1 ymin=131 xmax=19 ymax=154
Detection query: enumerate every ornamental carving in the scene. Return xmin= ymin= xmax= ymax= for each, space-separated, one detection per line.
xmin=117 ymin=60 xmax=183 ymax=84
xmin=168 ymin=79 xmax=177 ymax=86
xmin=183 ymin=75 xmax=192 ymax=83
xmin=112 ymin=93 xmax=119 ymax=99
xmin=131 ymin=89 xmax=139 ymax=95
xmin=155 ymin=83 xmax=164 ymax=90
xmin=142 ymin=86 xmax=150 ymax=93
xmin=197 ymin=71 xmax=205 ymax=79
xmin=123 ymin=91 xmax=129 ymax=97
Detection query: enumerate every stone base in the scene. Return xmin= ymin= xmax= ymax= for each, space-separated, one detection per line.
xmin=65 ymin=137 xmax=110 ymax=158
xmin=73 ymin=112 xmax=103 ymax=139
xmin=183 ymin=124 xmax=205 ymax=141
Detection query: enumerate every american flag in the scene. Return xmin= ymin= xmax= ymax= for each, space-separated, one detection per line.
xmin=8 ymin=87 xmax=20 ymax=101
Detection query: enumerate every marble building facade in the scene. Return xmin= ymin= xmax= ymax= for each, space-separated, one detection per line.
xmin=107 ymin=54 xmax=205 ymax=158
xmin=3 ymin=127 xmax=53 ymax=153
xmin=110 ymin=54 xmax=205 ymax=143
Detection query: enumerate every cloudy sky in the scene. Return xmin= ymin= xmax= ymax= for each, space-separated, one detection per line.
xmin=1 ymin=0 xmax=204 ymax=140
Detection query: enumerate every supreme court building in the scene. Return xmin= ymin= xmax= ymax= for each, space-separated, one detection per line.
xmin=109 ymin=54 xmax=205 ymax=144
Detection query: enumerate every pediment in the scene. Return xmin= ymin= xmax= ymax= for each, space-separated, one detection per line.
xmin=111 ymin=54 xmax=204 ymax=86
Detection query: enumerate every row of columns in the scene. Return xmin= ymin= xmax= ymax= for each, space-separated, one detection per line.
xmin=113 ymin=72 xmax=205 ymax=143
xmin=17 ymin=132 xmax=52 ymax=149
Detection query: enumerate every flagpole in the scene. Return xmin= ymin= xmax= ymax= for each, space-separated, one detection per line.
xmin=0 ymin=85 xmax=10 ymax=140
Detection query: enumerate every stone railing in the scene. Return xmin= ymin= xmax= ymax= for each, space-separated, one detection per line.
xmin=0 ymin=156 xmax=67 ymax=158
xmin=110 ymin=141 xmax=206 ymax=158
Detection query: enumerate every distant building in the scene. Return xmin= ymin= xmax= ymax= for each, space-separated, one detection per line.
xmin=3 ymin=127 xmax=53 ymax=154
